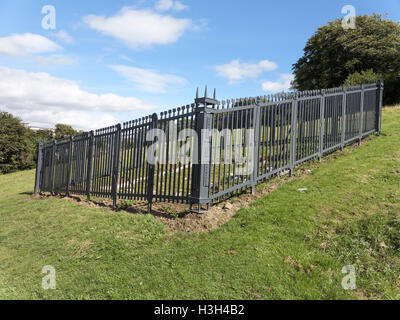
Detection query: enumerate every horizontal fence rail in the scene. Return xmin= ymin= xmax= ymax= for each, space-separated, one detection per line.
xmin=35 ymin=81 xmax=384 ymax=213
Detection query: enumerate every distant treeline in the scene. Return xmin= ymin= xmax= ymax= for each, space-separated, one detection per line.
xmin=0 ymin=112 xmax=82 ymax=174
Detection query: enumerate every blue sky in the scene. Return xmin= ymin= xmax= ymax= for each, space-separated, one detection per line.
xmin=0 ymin=0 xmax=398 ymax=130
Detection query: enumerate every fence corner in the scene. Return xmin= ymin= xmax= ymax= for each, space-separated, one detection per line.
xmin=66 ymin=136 xmax=74 ymax=197
xmin=341 ymin=87 xmax=347 ymax=151
xmin=289 ymin=93 xmax=298 ymax=176
xmin=377 ymin=80 xmax=384 ymax=135
xmin=190 ymin=87 xmax=217 ymax=213
xmin=146 ymin=113 xmax=158 ymax=213
xmin=34 ymin=141 xmax=44 ymax=194
xmin=319 ymin=89 xmax=326 ymax=161
xmin=251 ymin=98 xmax=261 ymax=193
xmin=112 ymin=124 xmax=122 ymax=208
xmin=359 ymin=84 xmax=365 ymax=145
xmin=86 ymin=130 xmax=94 ymax=201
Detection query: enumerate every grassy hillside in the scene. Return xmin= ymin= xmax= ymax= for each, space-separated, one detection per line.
xmin=0 ymin=106 xmax=399 ymax=300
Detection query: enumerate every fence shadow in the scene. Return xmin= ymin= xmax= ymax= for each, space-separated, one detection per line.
xmin=20 ymin=192 xmax=34 ymax=196
xmin=35 ymin=193 xmax=193 ymax=220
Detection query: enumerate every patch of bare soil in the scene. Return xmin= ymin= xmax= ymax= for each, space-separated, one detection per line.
xmin=29 ymin=193 xmax=44 ymax=200
xmin=31 ymin=135 xmax=378 ymax=234
xmin=156 ymin=178 xmax=287 ymax=234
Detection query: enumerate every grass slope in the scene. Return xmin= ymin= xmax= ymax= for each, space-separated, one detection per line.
xmin=0 ymin=106 xmax=399 ymax=300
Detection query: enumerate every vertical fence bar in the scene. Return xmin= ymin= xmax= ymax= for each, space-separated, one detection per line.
xmin=359 ymin=85 xmax=365 ymax=145
xmin=50 ymin=141 xmax=56 ymax=195
xmin=167 ymin=111 xmax=173 ymax=202
xmin=289 ymin=94 xmax=298 ymax=175
xmin=341 ymin=88 xmax=347 ymax=150
xmin=66 ymin=136 xmax=73 ymax=196
xmin=34 ymin=142 xmax=44 ymax=194
xmin=147 ymin=113 xmax=158 ymax=213
xmin=319 ymin=90 xmax=326 ymax=161
xmin=112 ymin=124 xmax=122 ymax=207
xmin=251 ymin=100 xmax=261 ymax=193
xmin=377 ymin=80 xmax=384 ymax=134
xmin=86 ymin=131 xmax=94 ymax=201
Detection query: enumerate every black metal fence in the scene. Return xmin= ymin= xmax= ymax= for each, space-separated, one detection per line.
xmin=34 ymin=81 xmax=384 ymax=213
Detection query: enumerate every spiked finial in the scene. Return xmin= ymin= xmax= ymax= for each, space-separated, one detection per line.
xmin=195 ymin=85 xmax=218 ymax=106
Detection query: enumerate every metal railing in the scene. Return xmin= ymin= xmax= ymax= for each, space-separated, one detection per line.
xmin=34 ymin=81 xmax=384 ymax=213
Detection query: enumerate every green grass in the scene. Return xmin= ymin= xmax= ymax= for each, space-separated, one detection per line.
xmin=1 ymin=106 xmax=400 ymax=300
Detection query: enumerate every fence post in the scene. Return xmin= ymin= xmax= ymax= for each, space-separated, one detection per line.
xmin=86 ymin=131 xmax=94 ymax=201
xmin=359 ymin=84 xmax=365 ymax=145
xmin=376 ymin=80 xmax=384 ymax=134
xmin=319 ymin=90 xmax=325 ymax=161
xmin=147 ymin=113 xmax=158 ymax=213
xmin=50 ymin=140 xmax=56 ymax=195
xmin=34 ymin=141 xmax=43 ymax=194
xmin=251 ymin=98 xmax=261 ymax=194
xmin=290 ymin=94 xmax=298 ymax=175
xmin=341 ymin=87 xmax=347 ymax=151
xmin=66 ymin=136 xmax=73 ymax=197
xmin=190 ymin=87 xmax=217 ymax=213
xmin=112 ymin=124 xmax=122 ymax=208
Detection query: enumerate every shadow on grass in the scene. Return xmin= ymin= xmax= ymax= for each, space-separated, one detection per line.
xmin=32 ymin=192 xmax=191 ymax=220
xmin=20 ymin=191 xmax=34 ymax=196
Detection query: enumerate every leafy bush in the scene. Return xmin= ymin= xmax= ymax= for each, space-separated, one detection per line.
xmin=55 ymin=124 xmax=82 ymax=140
xmin=343 ymin=69 xmax=382 ymax=87
xmin=0 ymin=112 xmax=36 ymax=174
xmin=0 ymin=112 xmax=81 ymax=174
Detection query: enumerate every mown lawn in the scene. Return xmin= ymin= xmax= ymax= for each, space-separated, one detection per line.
xmin=0 ymin=106 xmax=399 ymax=300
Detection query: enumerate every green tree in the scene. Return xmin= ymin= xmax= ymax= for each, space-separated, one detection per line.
xmin=344 ymin=69 xmax=382 ymax=87
xmin=0 ymin=114 xmax=83 ymax=174
xmin=35 ymin=129 xmax=54 ymax=143
xmin=0 ymin=112 xmax=36 ymax=174
xmin=293 ymin=14 xmax=400 ymax=104
xmin=55 ymin=123 xmax=81 ymax=140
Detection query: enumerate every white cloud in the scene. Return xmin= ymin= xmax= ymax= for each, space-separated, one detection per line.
xmin=262 ymin=74 xmax=294 ymax=93
xmin=0 ymin=33 xmax=61 ymax=57
xmin=155 ymin=0 xmax=188 ymax=12
xmin=35 ymin=55 xmax=78 ymax=66
xmin=20 ymin=110 xmax=120 ymax=132
xmin=110 ymin=64 xmax=187 ymax=93
xmin=51 ymin=30 xmax=74 ymax=44
xmin=0 ymin=65 xmax=156 ymax=130
xmin=118 ymin=54 xmax=134 ymax=63
xmin=216 ymin=59 xmax=278 ymax=84
xmin=83 ymin=7 xmax=191 ymax=49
